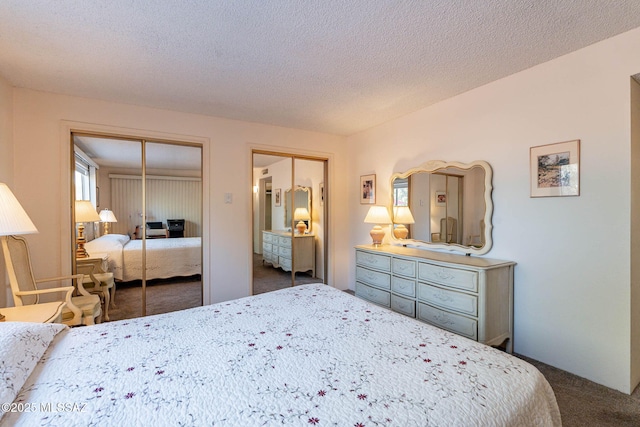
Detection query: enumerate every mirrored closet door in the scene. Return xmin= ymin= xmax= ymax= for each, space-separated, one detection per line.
xmin=252 ymin=151 xmax=328 ymax=294
xmin=72 ymin=134 xmax=203 ymax=320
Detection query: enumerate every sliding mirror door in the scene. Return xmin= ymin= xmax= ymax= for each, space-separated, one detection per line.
xmin=252 ymin=152 xmax=327 ymax=294
xmin=72 ymin=134 xmax=203 ymax=321
xmin=144 ymin=142 xmax=202 ymax=315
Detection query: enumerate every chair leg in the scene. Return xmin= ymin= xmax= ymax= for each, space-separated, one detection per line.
xmin=110 ymin=284 xmax=116 ymax=308
xmin=102 ymin=289 xmax=110 ymax=322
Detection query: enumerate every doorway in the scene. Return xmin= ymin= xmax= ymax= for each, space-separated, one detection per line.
xmin=252 ymin=151 xmax=328 ymax=294
xmin=71 ymin=133 xmax=203 ymax=320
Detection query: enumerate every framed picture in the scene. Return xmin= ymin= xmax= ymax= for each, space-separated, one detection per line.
xmin=360 ymin=174 xmax=376 ymax=204
xmin=435 ymin=191 xmax=446 ymax=206
xmin=319 ymin=182 xmax=325 ymax=206
xmin=274 ymin=188 xmax=281 ymax=206
xmin=530 ymin=140 xmax=580 ymax=197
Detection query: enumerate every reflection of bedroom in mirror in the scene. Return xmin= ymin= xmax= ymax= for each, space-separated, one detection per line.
xmin=252 ymin=152 xmax=327 ymax=295
xmin=72 ymin=134 xmax=203 ymax=321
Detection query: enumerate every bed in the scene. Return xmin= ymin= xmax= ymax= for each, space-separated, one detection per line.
xmin=1 ymin=284 xmax=560 ymax=426
xmin=84 ymin=234 xmax=201 ymax=281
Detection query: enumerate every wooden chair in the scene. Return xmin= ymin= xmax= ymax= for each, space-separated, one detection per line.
xmin=2 ymin=235 xmax=102 ymax=326
xmin=76 ymin=258 xmax=115 ymax=321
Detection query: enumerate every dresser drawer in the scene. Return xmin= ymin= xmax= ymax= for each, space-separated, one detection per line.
xmin=356 ymin=282 xmax=391 ymax=307
xmin=391 ymin=276 xmax=416 ymax=297
xmin=418 ymin=303 xmax=477 ymax=340
xmin=356 ymin=266 xmax=391 ymax=290
xmin=263 ymin=233 xmax=273 ymax=243
xmin=356 ymin=250 xmax=391 ymax=272
xmin=279 ymin=246 xmax=292 ymax=258
xmin=392 ymin=258 xmax=416 ymax=278
xmin=418 ymin=262 xmax=478 ymax=292
xmin=262 ymin=242 xmax=273 ymax=253
xmin=278 ymin=236 xmax=292 ymax=248
xmin=418 ymin=283 xmax=477 ymax=317
xmin=391 ymin=294 xmax=415 ymax=317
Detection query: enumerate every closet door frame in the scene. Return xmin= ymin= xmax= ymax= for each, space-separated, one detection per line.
xmin=64 ymin=122 xmax=209 ymax=315
xmin=251 ymin=148 xmax=330 ymax=291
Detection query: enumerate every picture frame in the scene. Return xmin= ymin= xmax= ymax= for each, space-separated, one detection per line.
xmin=319 ymin=182 xmax=325 ymax=206
xmin=435 ymin=191 xmax=446 ymax=206
xmin=360 ymin=174 xmax=376 ymax=204
xmin=274 ymin=188 xmax=281 ymax=206
xmin=530 ymin=140 xmax=580 ymax=197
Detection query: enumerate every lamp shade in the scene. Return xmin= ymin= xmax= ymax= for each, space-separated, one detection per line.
xmin=75 ymin=200 xmax=100 ymax=223
xmin=293 ymin=207 xmax=310 ymax=221
xmin=364 ymin=206 xmax=391 ymax=224
xmin=393 ymin=206 xmax=415 ymax=224
xmin=99 ymin=209 xmax=118 ymax=223
xmin=0 ymin=183 xmax=38 ymax=236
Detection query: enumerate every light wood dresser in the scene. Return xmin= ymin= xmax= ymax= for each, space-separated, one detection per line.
xmin=263 ymin=230 xmax=315 ymax=276
xmin=355 ymin=244 xmax=515 ymax=352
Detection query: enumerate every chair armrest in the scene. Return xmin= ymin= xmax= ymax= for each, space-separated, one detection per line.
xmin=15 ymin=286 xmax=75 ymax=297
xmin=35 ymin=274 xmax=84 ymax=285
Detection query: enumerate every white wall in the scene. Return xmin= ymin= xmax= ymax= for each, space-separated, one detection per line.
xmin=631 ymin=76 xmax=640 ymax=390
xmin=9 ymin=89 xmax=348 ymax=308
xmin=0 ymin=75 xmax=13 ymax=308
xmin=347 ymin=27 xmax=640 ymax=393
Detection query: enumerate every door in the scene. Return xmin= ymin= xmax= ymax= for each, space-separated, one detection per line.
xmin=252 ymin=151 xmax=328 ymax=294
xmin=72 ymin=133 xmax=203 ymax=320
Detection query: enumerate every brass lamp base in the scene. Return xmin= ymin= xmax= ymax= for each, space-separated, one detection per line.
xmin=296 ymin=221 xmax=307 ymax=235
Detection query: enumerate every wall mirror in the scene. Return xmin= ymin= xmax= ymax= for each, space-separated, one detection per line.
xmin=284 ymin=186 xmax=312 ymax=231
xmin=390 ymin=160 xmax=493 ymax=255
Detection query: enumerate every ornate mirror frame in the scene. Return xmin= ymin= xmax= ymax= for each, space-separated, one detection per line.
xmin=389 ymin=160 xmax=493 ymax=255
xmin=284 ymin=186 xmax=312 ymax=231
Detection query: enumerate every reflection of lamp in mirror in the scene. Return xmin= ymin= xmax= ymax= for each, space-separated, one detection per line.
xmin=99 ymin=209 xmax=117 ymax=235
xmin=364 ymin=205 xmax=392 ymax=246
xmin=75 ymin=200 xmax=100 ymax=258
xmin=393 ymin=206 xmax=415 ymax=239
xmin=294 ymin=207 xmax=310 ymax=234
xmin=0 ymin=183 xmax=39 ymax=321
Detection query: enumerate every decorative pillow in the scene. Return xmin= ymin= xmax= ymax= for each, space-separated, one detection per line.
xmin=98 ymin=233 xmax=130 ymax=246
xmin=0 ymin=322 xmax=66 ymax=417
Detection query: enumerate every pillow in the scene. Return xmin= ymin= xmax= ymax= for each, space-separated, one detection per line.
xmin=97 ymin=233 xmax=130 ymax=246
xmin=0 ymin=322 xmax=66 ymax=417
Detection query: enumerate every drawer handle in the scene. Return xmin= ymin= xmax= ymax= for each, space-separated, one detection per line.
xmin=363 ymin=254 xmax=378 ymax=264
xmin=433 ymin=312 xmax=455 ymax=326
xmin=434 ymin=268 xmax=455 ymax=281
xmin=433 ymin=290 xmax=453 ymax=303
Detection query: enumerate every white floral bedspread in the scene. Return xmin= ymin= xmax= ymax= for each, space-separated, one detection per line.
xmin=3 ymin=284 xmax=561 ymax=426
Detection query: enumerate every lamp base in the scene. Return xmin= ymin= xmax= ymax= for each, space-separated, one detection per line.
xmin=296 ymin=221 xmax=307 ymax=235
xmin=370 ymin=225 xmax=385 ymax=246
xmin=393 ymin=224 xmax=409 ymax=239
xmin=0 ymin=312 xmax=5 ymax=322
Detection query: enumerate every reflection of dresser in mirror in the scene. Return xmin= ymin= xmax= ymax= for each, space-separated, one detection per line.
xmin=262 ymin=230 xmax=315 ymax=277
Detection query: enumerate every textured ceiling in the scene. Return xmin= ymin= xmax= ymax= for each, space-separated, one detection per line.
xmin=2 ymin=1 xmax=640 ymax=136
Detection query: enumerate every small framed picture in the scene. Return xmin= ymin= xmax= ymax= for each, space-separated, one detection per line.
xmin=435 ymin=191 xmax=446 ymax=206
xmin=530 ymin=140 xmax=580 ymax=197
xmin=360 ymin=174 xmax=376 ymax=204
xmin=274 ymin=188 xmax=282 ymax=206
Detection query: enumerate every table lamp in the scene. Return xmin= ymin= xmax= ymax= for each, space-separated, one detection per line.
xmin=364 ymin=205 xmax=391 ymax=246
xmin=99 ymin=209 xmax=118 ymax=235
xmin=75 ymin=200 xmax=100 ymax=258
xmin=293 ymin=207 xmax=310 ymax=234
xmin=0 ymin=183 xmax=38 ymax=321
xmin=393 ymin=206 xmax=415 ymax=239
